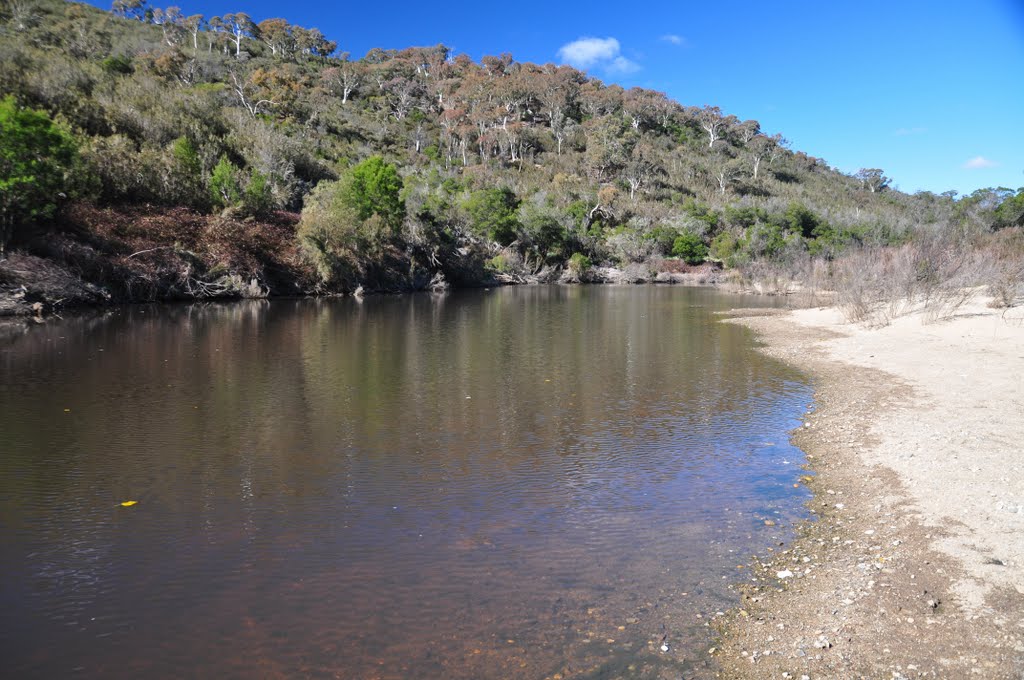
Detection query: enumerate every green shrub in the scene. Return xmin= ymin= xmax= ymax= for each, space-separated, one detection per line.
xmin=0 ymin=96 xmax=77 ymax=252
xmin=295 ymin=179 xmax=361 ymax=285
xmin=340 ymin=156 xmax=405 ymax=233
xmin=486 ymin=254 xmax=511 ymax=273
xmin=649 ymin=225 xmax=680 ymax=255
xmin=671 ymin=232 xmax=709 ymax=264
xmin=463 ymin=187 xmax=520 ymax=245
xmin=171 ymin=136 xmax=201 ymax=178
xmin=710 ymin=231 xmax=739 ymax=264
xmin=993 ymin=190 xmax=1024 ymax=229
xmin=296 ymin=168 xmax=405 ymax=286
xmin=681 ymin=199 xmax=720 ymax=230
xmin=242 ymin=170 xmax=274 ymax=217
xmin=422 ymin=145 xmax=441 ymax=163
xmin=165 ymin=136 xmax=205 ymax=208
xmin=746 ymin=222 xmax=795 ymax=260
xmin=532 ymin=215 xmax=567 ymax=259
xmin=782 ymin=201 xmax=823 ymax=239
xmin=101 ymin=54 xmax=133 ymax=76
xmin=209 ymin=155 xmax=241 ymax=210
xmin=568 ymin=252 xmax=592 ymax=277
xmin=724 ymin=205 xmax=767 ymax=229
xmin=518 ymin=202 xmax=567 ymax=261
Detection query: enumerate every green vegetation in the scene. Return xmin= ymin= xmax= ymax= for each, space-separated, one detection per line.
xmin=672 ymin=232 xmax=708 ymax=264
xmin=0 ymin=95 xmax=76 ymax=252
xmin=0 ymin=0 xmax=1020 ymax=304
xmin=296 ymin=156 xmax=407 ymax=286
xmin=209 ymin=155 xmax=241 ymax=209
xmin=567 ymin=252 xmax=592 ymax=278
xmin=339 ymin=156 xmax=405 ymax=232
xmin=463 ymin=188 xmax=519 ymax=246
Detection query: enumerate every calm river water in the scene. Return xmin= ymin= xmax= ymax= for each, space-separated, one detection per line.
xmin=0 ymin=286 xmax=811 ymax=679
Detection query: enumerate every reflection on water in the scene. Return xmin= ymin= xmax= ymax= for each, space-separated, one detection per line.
xmin=0 ymin=286 xmax=811 ymax=679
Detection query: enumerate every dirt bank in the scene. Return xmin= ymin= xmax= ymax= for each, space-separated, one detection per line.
xmin=715 ymin=301 xmax=1024 ymax=679
xmin=0 ymin=204 xmax=317 ymax=316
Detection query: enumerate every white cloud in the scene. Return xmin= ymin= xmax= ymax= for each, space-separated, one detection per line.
xmin=607 ymin=55 xmax=641 ymax=74
xmin=558 ymin=37 xmax=620 ymax=68
xmin=660 ymin=34 xmax=686 ymax=46
xmin=557 ymin=36 xmax=640 ymax=74
xmin=964 ymin=156 xmax=998 ymax=169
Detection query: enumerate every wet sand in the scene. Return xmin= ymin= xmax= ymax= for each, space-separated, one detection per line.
xmin=716 ymin=299 xmax=1024 ymax=678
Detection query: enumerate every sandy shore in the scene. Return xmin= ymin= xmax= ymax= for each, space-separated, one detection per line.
xmin=715 ymin=299 xmax=1024 ymax=679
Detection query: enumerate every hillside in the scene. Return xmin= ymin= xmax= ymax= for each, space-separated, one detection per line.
xmin=0 ymin=0 xmax=1020 ymax=311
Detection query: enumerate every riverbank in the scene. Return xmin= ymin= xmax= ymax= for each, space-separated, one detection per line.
xmin=715 ymin=300 xmax=1024 ymax=678
xmin=0 ymin=204 xmax=316 ymax=317
xmin=0 ymin=204 xmax=731 ymax=318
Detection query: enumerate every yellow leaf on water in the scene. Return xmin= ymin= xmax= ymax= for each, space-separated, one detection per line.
xmin=120 ymin=500 xmax=138 ymax=507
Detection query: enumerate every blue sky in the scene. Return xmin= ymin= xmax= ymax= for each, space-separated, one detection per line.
xmin=99 ymin=0 xmax=1023 ymax=196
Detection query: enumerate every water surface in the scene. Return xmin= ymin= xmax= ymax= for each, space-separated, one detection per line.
xmin=0 ymin=286 xmax=811 ymax=679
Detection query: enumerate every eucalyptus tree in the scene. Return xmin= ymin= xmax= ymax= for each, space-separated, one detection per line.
xmin=698 ymin=105 xmax=727 ymax=148
xmin=182 ymin=14 xmax=204 ymax=51
xmin=222 ymin=12 xmax=254 ymax=57
xmin=111 ymin=0 xmax=146 ymax=20
xmin=622 ymin=87 xmax=666 ymax=131
xmin=747 ymin=134 xmax=777 ymax=181
xmin=151 ymin=6 xmax=184 ymax=47
xmin=855 ymin=168 xmax=891 ymax=193
xmin=537 ymin=65 xmax=583 ymax=156
xmin=257 ymin=18 xmax=293 ymax=56
xmin=230 ymin=70 xmax=276 ymax=118
xmin=711 ymin=152 xmax=743 ymax=196
xmin=622 ymin=140 xmax=661 ymax=200
xmin=321 ymin=59 xmax=361 ymax=104
xmin=6 ymin=0 xmax=41 ymax=29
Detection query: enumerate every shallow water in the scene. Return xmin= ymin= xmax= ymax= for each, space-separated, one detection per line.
xmin=0 ymin=286 xmax=811 ymax=679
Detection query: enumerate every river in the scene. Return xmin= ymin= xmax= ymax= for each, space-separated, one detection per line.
xmin=0 ymin=286 xmax=811 ymax=679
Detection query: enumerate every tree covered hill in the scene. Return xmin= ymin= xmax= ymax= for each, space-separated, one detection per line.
xmin=1 ymin=0 xmax=1020 ymax=306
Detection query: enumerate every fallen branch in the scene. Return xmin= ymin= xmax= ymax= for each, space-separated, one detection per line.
xmin=127 ymin=246 xmax=174 ymax=259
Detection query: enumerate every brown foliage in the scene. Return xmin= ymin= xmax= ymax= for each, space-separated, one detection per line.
xmin=46 ymin=202 xmax=316 ymax=301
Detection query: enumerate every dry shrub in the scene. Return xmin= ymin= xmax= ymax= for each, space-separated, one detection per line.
xmin=649 ymin=256 xmax=687 ymax=274
xmin=833 ymin=247 xmax=892 ymax=326
xmin=733 ymin=248 xmax=837 ymax=307
xmin=984 ymin=229 xmax=1024 ymax=309
xmin=782 ymin=255 xmax=834 ymax=308
xmin=988 ymin=263 xmax=1024 ymax=309
xmin=620 ymin=261 xmax=654 ymax=283
xmin=831 ymin=236 xmax=998 ymax=326
xmin=739 ymin=260 xmax=799 ymax=296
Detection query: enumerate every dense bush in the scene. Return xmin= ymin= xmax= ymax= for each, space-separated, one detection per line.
xmin=463 ymin=188 xmax=519 ymax=245
xmin=671 ymin=232 xmax=708 ymax=264
xmin=296 ymin=157 xmax=406 ymax=286
xmin=0 ymin=95 xmax=77 ymax=252
xmin=339 ymin=156 xmax=405 ymax=233
xmin=567 ymin=252 xmax=592 ymax=278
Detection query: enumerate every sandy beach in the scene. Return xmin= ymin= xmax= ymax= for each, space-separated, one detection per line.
xmin=716 ymin=299 xmax=1024 ymax=678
